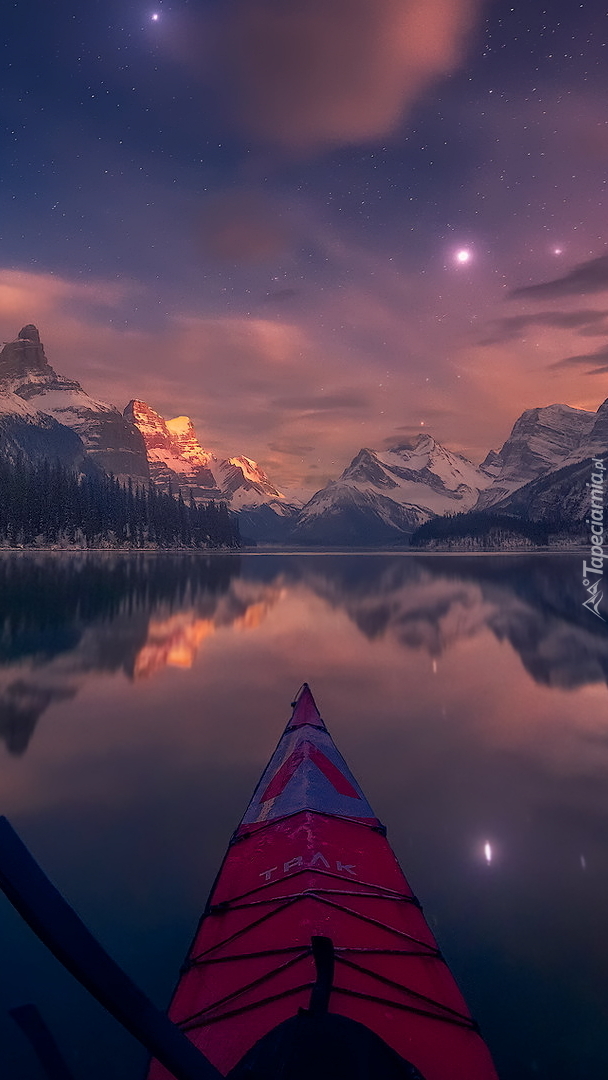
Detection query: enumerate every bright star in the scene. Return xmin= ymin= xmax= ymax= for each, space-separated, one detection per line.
xmin=484 ymin=842 xmax=492 ymax=864
xmin=455 ymin=248 xmax=472 ymax=264
xmin=151 ymin=12 xmax=160 ymax=20
xmin=552 ymin=247 xmax=563 ymax=255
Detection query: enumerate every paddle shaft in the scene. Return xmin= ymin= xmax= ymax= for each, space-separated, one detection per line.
xmin=0 ymin=817 xmax=222 ymax=1080
xmin=10 ymin=1003 xmax=76 ymax=1080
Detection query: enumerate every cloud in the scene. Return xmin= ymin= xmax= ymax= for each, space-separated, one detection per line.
xmin=271 ymin=390 xmax=372 ymax=412
xmin=214 ymin=0 xmax=483 ymax=151
xmin=510 ymin=254 xmax=608 ymax=301
xmin=550 ymin=344 xmax=608 ymax=375
xmin=0 ymin=269 xmax=135 ymax=329
xmin=197 ymin=190 xmax=290 ymax=262
xmin=480 ymin=309 xmax=608 ymax=346
xmin=381 ymin=430 xmax=424 ymax=447
xmin=268 ymin=440 xmax=316 ymax=456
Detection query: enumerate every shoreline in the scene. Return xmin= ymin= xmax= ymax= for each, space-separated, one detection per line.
xmin=0 ymin=545 xmax=587 ymax=557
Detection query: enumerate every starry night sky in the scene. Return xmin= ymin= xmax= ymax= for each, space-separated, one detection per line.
xmin=2 ymin=0 xmax=607 ymax=493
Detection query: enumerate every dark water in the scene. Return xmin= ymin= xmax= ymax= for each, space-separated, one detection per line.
xmin=0 ymin=552 xmax=607 ymax=1080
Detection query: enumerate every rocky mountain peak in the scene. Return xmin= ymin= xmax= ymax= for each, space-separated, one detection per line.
xmin=219 ymin=456 xmax=284 ymax=500
xmin=490 ymin=403 xmax=595 ymax=482
xmin=125 ymin=399 xmax=290 ymax=516
xmin=229 ymin=456 xmax=282 ymax=491
xmin=126 ymin=400 xmax=214 ymax=467
xmin=290 ymin=429 xmax=493 ymax=546
xmin=124 ymin=400 xmax=170 ymax=448
xmin=383 ymin=433 xmax=436 ymax=456
xmin=18 ymin=324 xmax=41 ymax=344
xmin=0 ymin=328 xmax=149 ymax=481
xmin=0 ymin=324 xmax=55 ymax=385
xmin=125 ymin=399 xmax=160 ymax=421
xmin=476 ymin=401 xmax=599 ymax=511
xmin=413 ymin=432 xmax=436 ymax=451
xmin=342 ymin=447 xmax=396 ymax=487
xmin=125 ymin=398 xmax=221 ymax=498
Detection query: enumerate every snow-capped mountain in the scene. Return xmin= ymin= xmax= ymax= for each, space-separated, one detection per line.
xmin=125 ymin=399 xmax=301 ymax=540
xmin=2 ymin=323 xmax=605 ymax=546
xmin=287 ymin=397 xmax=607 ymax=546
xmin=476 ymin=403 xmax=596 ymax=510
xmin=289 ymin=435 xmax=494 ymax=545
xmin=487 ymin=396 xmax=608 ymax=527
xmin=0 ymin=326 xmax=299 ymax=540
xmin=0 ymin=325 xmax=149 ymax=481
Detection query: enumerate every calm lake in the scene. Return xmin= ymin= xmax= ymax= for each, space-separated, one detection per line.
xmin=1 ymin=552 xmax=607 ymax=1080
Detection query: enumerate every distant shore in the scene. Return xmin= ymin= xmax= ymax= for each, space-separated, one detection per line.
xmin=0 ymin=543 xmax=587 ymax=557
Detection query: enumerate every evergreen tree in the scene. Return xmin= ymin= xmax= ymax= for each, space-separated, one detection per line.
xmin=0 ymin=457 xmax=240 ymax=550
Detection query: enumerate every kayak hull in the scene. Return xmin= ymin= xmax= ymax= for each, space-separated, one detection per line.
xmin=149 ymin=809 xmax=497 ymax=1079
xmin=148 ymin=686 xmax=499 ymax=1079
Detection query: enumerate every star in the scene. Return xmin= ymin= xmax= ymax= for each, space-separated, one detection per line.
xmin=151 ymin=12 xmax=160 ymax=21
xmin=455 ymin=248 xmax=472 ymax=264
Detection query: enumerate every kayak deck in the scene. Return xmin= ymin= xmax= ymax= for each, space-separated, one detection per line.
xmin=148 ymin=685 xmax=498 ymax=1080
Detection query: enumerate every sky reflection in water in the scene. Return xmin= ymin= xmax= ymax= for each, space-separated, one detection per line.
xmin=0 ymin=553 xmax=607 ymax=1080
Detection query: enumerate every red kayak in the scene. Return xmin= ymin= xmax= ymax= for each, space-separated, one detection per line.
xmin=148 ymin=685 xmax=499 ymax=1080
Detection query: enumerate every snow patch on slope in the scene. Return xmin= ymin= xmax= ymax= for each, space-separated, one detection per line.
xmin=0 ymin=392 xmax=37 ymax=418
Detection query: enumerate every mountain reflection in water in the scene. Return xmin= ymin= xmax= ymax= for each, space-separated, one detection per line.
xmin=0 ymin=553 xmax=607 ymax=1080
xmin=0 ymin=553 xmax=606 ymax=756
xmin=0 ymin=555 xmax=278 ymax=752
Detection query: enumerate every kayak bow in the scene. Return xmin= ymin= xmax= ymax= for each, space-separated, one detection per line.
xmin=148 ymin=685 xmax=499 ymax=1080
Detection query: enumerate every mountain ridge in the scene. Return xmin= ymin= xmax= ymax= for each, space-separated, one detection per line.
xmin=290 ymin=399 xmax=606 ymax=545
xmin=1 ymin=323 xmax=605 ymax=545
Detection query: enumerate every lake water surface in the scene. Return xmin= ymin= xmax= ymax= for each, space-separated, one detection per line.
xmin=1 ymin=552 xmax=607 ymax=1080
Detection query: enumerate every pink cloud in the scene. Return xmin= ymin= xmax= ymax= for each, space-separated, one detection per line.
xmin=212 ymin=0 xmax=484 ymax=151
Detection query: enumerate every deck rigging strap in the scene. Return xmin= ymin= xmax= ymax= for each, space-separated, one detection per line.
xmin=307 ymin=936 xmax=335 ymax=1016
